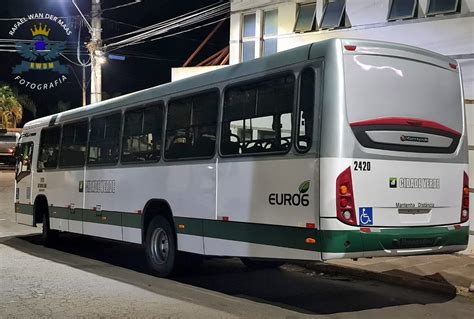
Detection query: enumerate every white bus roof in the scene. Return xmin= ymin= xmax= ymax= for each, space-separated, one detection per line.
xmin=23 ymin=38 xmax=456 ymax=131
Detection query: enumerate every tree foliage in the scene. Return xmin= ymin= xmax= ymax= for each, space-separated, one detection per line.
xmin=0 ymin=85 xmax=23 ymax=129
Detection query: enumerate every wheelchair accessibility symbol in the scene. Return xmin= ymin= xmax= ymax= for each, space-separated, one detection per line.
xmin=359 ymin=207 xmax=373 ymax=225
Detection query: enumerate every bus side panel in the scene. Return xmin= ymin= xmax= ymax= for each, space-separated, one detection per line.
xmin=37 ymin=170 xmax=85 ymax=234
xmin=208 ymin=157 xmax=321 ymax=260
xmin=82 ymin=162 xmax=216 ymax=250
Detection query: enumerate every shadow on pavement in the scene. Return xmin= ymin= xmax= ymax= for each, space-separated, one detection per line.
xmin=3 ymin=233 xmax=457 ymax=315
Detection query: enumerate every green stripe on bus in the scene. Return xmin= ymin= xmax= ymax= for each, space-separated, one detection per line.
xmin=18 ymin=204 xmax=143 ymax=229
xmin=175 ymin=217 xmax=319 ymax=251
xmin=13 ymin=203 xmax=469 ymax=253
xmin=122 ymin=212 xmax=142 ymax=229
xmin=82 ymin=209 xmax=122 ymax=227
xmin=69 ymin=208 xmax=83 ymax=221
xmin=15 ymin=203 xmax=33 ymax=215
xmin=174 ymin=217 xmax=204 ymax=236
xmin=50 ymin=206 xmax=69 ymax=219
xmin=320 ymin=226 xmax=469 ymax=253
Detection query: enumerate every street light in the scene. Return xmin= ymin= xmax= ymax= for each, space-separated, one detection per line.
xmin=97 ymin=56 xmax=107 ymax=64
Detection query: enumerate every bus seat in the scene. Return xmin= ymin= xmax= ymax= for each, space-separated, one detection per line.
xmin=221 ymin=141 xmax=240 ymax=155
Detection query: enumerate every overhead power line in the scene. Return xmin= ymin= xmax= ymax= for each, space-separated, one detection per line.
xmin=104 ymin=1 xmax=229 ymax=52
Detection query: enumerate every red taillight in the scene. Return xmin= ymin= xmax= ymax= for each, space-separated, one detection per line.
xmin=344 ymin=45 xmax=356 ymax=51
xmin=336 ymin=167 xmax=357 ymax=226
xmin=461 ymin=172 xmax=469 ymax=223
xmin=449 ymin=63 xmax=457 ymax=70
xmin=8 ymin=148 xmax=14 ymax=154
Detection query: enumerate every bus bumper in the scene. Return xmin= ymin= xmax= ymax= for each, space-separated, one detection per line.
xmin=320 ymin=224 xmax=470 ymax=260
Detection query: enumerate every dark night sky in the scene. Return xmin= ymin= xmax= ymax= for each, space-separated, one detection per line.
xmin=0 ymin=0 xmax=229 ymax=126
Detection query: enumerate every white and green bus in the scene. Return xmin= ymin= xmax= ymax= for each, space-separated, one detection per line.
xmin=15 ymin=39 xmax=470 ymax=277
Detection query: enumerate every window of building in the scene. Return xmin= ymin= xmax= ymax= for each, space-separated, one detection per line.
xmin=388 ymin=0 xmax=417 ymax=20
xmin=122 ymin=104 xmax=163 ymax=163
xmin=263 ymin=9 xmax=278 ymax=56
xmin=59 ymin=121 xmax=88 ymax=167
xmin=320 ymin=0 xmax=347 ymax=29
xmin=221 ymin=75 xmax=295 ymax=156
xmin=88 ymin=113 xmax=121 ymax=165
xmin=426 ymin=0 xmax=459 ymax=16
xmin=165 ymin=92 xmax=218 ymax=160
xmin=242 ymin=13 xmax=256 ymax=62
xmin=38 ymin=126 xmax=60 ymax=170
xmin=294 ymin=2 xmax=317 ymax=32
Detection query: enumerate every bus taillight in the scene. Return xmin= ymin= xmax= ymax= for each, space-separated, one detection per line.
xmin=336 ymin=167 xmax=357 ymax=226
xmin=461 ymin=172 xmax=469 ymax=223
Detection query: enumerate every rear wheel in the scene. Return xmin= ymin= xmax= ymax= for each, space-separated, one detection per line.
xmin=42 ymin=210 xmax=59 ymax=247
xmin=145 ymin=215 xmax=176 ymax=277
xmin=240 ymin=258 xmax=284 ymax=269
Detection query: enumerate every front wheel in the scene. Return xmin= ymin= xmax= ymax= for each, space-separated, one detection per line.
xmin=145 ymin=215 xmax=177 ymax=277
xmin=42 ymin=211 xmax=59 ymax=247
xmin=240 ymin=258 xmax=284 ymax=269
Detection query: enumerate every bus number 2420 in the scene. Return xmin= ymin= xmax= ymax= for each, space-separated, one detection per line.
xmin=354 ymin=161 xmax=371 ymax=171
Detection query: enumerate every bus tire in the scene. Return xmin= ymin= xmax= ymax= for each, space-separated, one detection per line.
xmin=145 ymin=215 xmax=176 ymax=277
xmin=240 ymin=258 xmax=284 ymax=269
xmin=42 ymin=210 xmax=59 ymax=247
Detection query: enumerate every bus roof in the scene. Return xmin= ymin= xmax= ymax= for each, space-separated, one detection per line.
xmin=23 ymin=38 xmax=455 ymax=131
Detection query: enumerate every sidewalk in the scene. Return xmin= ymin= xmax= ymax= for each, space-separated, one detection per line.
xmin=304 ymin=235 xmax=474 ymax=296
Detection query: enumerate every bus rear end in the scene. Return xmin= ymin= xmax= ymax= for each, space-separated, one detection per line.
xmin=320 ymin=40 xmax=469 ymax=260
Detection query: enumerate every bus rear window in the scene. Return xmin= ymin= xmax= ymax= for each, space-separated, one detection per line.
xmin=344 ymin=55 xmax=463 ymax=153
xmin=0 ymin=136 xmax=16 ymax=142
xmin=344 ymin=55 xmax=462 ymax=134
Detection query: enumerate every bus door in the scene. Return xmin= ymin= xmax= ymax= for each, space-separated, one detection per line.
xmin=15 ymin=140 xmax=35 ymax=226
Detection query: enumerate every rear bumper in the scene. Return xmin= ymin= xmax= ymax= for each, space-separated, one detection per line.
xmin=321 ymin=224 xmax=469 ymax=260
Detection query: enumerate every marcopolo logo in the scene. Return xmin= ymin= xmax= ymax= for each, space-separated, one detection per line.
xmin=9 ymin=13 xmax=72 ymax=90
xmin=268 ymin=180 xmax=310 ymax=207
xmin=400 ymin=135 xmax=429 ymax=143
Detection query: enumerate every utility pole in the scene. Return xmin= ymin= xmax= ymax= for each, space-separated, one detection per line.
xmin=72 ymin=0 xmax=141 ymax=105
xmin=89 ymin=0 xmax=102 ymax=103
xmin=82 ymin=64 xmax=87 ymax=106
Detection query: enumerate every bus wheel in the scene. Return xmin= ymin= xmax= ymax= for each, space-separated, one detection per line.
xmin=42 ymin=211 xmax=59 ymax=247
xmin=145 ymin=215 xmax=176 ymax=277
xmin=240 ymin=258 xmax=284 ymax=269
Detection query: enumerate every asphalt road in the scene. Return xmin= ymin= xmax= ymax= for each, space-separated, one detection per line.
xmin=1 ymin=170 xmax=473 ymax=318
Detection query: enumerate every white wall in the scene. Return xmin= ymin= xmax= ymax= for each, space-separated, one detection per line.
xmin=171 ymin=65 xmax=227 ymax=82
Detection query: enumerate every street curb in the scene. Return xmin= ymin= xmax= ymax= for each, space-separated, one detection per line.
xmin=297 ymin=261 xmax=460 ymax=296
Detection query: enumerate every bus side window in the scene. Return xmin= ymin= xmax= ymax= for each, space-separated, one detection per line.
xmin=297 ymin=68 xmax=315 ymax=152
xmin=88 ymin=113 xmax=121 ymax=165
xmin=38 ymin=127 xmax=60 ymax=171
xmin=165 ymin=92 xmax=218 ymax=160
xmin=221 ymin=75 xmax=294 ymax=156
xmin=59 ymin=121 xmax=88 ymax=167
xmin=122 ymin=103 xmax=163 ymax=163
